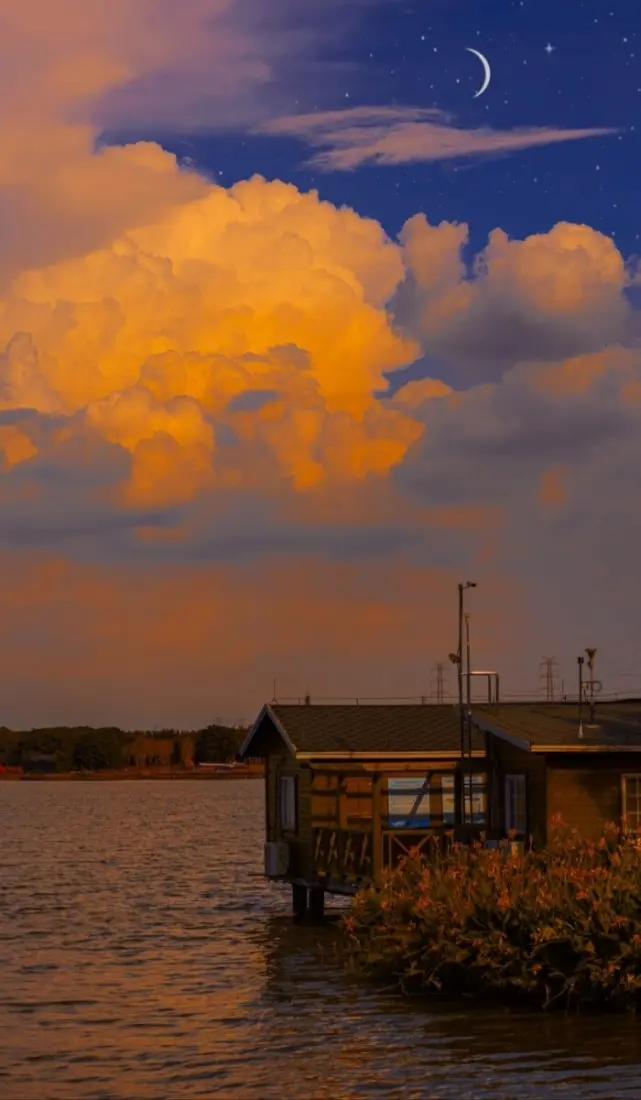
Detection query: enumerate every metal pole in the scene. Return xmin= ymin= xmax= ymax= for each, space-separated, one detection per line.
xmin=458 ymin=583 xmax=465 ymax=826
xmin=465 ymin=613 xmax=472 ymax=710
xmin=465 ymin=612 xmax=472 ymax=821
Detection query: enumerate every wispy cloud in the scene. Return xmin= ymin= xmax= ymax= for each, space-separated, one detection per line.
xmin=260 ymin=106 xmax=620 ymax=170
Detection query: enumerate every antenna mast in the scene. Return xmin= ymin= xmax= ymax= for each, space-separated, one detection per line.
xmin=584 ymin=648 xmax=601 ymax=725
xmin=431 ymin=661 xmax=445 ymax=703
xmin=540 ymin=656 xmax=557 ymax=701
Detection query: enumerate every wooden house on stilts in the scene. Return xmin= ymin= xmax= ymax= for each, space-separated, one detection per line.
xmin=239 ymin=698 xmax=641 ymax=917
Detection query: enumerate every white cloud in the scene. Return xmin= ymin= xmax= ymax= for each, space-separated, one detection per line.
xmin=260 ymin=106 xmax=620 ymax=170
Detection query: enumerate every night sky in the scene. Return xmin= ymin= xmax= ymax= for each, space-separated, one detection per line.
xmin=151 ymin=0 xmax=638 ymax=258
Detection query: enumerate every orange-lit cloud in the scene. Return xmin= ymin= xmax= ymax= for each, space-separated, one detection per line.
xmin=2 ymin=178 xmax=641 ymax=715
xmin=261 ymin=107 xmax=620 ymax=170
xmin=0 ymin=0 xmax=381 ymax=279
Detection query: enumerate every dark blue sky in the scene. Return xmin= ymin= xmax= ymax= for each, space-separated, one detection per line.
xmin=136 ymin=0 xmax=639 ymax=261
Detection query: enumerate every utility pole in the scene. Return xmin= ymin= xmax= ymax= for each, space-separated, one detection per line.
xmin=540 ymin=656 xmax=557 ymax=701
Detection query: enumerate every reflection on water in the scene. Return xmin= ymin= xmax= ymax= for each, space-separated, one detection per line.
xmin=0 ymin=780 xmax=640 ymax=1099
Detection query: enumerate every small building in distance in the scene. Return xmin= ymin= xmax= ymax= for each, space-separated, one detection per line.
xmin=126 ymin=732 xmax=196 ymax=768
xmin=239 ymin=699 xmax=641 ymax=916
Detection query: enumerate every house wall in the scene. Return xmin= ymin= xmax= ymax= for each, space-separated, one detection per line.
xmin=265 ymin=754 xmax=313 ymax=879
xmin=488 ymin=735 xmax=547 ymax=844
xmin=545 ymin=753 xmax=641 ymax=838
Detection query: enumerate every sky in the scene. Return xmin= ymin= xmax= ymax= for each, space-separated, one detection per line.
xmin=0 ymin=0 xmax=639 ymax=727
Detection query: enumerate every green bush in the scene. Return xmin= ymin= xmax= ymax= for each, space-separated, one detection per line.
xmin=339 ymin=821 xmax=641 ymax=1012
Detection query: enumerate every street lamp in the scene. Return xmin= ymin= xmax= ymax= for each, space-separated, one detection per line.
xmin=451 ymin=582 xmax=476 ymax=826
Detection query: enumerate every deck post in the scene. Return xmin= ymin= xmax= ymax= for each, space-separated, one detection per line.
xmin=292 ymin=883 xmax=308 ymax=918
xmin=309 ymin=887 xmax=325 ymax=920
xmin=371 ymin=774 xmax=383 ymax=885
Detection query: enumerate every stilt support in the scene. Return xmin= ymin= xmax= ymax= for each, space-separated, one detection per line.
xmin=309 ymin=887 xmax=325 ymax=921
xmin=292 ymin=883 xmax=308 ymax=918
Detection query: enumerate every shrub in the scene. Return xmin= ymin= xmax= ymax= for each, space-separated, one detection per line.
xmin=339 ymin=821 xmax=641 ymax=1012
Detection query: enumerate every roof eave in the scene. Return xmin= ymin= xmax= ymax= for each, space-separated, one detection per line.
xmin=296 ymin=749 xmax=486 ymax=761
xmin=238 ymin=703 xmax=298 ymax=759
xmin=469 ymin=712 xmax=531 ymax=753
xmin=533 ymin=743 xmax=641 ymax=753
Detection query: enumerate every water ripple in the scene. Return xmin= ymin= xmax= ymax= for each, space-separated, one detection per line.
xmin=1 ymin=780 xmax=641 ymax=1099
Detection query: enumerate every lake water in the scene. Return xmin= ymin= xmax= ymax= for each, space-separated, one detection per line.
xmin=1 ymin=780 xmax=640 ymax=1099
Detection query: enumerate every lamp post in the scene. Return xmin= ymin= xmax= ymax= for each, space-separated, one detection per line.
xmin=451 ymin=581 xmax=476 ymax=826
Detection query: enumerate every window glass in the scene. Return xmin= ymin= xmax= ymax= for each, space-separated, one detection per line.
xmin=505 ymin=774 xmax=526 ymax=834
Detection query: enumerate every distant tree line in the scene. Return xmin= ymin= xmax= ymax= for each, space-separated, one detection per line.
xmin=0 ymin=722 xmax=248 ymax=773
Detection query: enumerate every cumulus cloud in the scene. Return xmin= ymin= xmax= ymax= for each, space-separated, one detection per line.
xmin=0 ymin=175 xmax=427 ymax=554
xmin=390 ymin=216 xmax=638 ymax=385
xmin=0 ymin=0 xmax=386 ymax=279
xmin=260 ymin=106 xmax=619 ymax=170
xmin=1 ymin=167 xmax=641 ymax=705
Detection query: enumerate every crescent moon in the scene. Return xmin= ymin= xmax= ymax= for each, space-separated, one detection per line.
xmin=465 ymin=47 xmax=491 ymax=98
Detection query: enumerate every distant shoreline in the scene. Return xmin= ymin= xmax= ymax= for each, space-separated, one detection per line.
xmin=0 ymin=767 xmax=264 ymax=782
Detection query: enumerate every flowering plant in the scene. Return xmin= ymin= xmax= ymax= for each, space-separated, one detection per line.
xmin=339 ymin=822 xmax=641 ymax=1011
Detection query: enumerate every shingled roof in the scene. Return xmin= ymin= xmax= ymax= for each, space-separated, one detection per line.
xmin=472 ymin=701 xmax=641 ymax=751
xmin=240 ymin=703 xmax=485 ymax=759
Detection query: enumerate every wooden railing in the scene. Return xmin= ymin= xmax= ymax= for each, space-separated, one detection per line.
xmin=313 ymin=826 xmax=373 ymax=884
xmin=382 ymin=827 xmax=440 ymax=870
xmin=312 ymin=824 xmax=448 ymax=885
xmin=310 ymin=767 xmax=488 ymax=887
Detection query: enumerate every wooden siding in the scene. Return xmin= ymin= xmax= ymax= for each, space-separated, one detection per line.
xmin=545 ymin=753 xmax=641 ymax=839
xmin=265 ymin=755 xmax=313 ymax=878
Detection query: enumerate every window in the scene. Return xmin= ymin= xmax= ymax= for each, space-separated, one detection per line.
xmin=505 ymin=775 xmax=527 ymax=835
xmin=464 ymin=774 xmax=486 ymax=825
xmin=387 ymin=774 xmax=482 ymax=828
xmin=279 ymin=775 xmax=297 ymax=832
xmin=388 ymin=777 xmax=431 ymax=828
xmin=622 ymin=775 xmax=641 ymax=833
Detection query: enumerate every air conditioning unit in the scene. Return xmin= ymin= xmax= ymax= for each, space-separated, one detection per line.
xmin=264 ymin=841 xmax=290 ymax=877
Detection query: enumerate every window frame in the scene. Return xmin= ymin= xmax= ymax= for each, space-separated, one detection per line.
xmin=621 ymin=773 xmax=641 ymax=834
xmin=279 ymin=773 xmax=297 ymax=833
xmin=504 ymin=774 xmax=527 ymax=835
